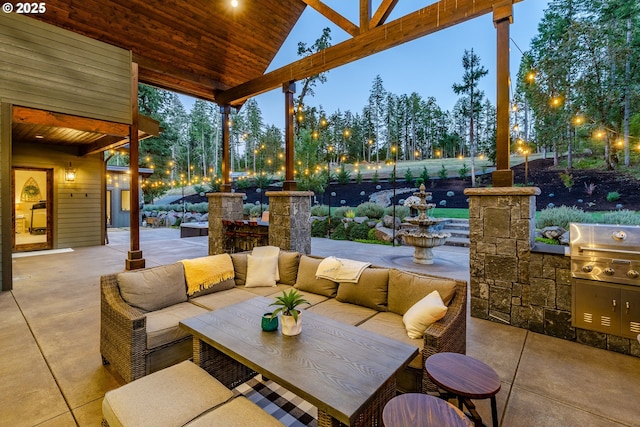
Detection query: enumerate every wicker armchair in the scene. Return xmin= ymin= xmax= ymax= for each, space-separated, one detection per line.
xmin=100 ymin=274 xmax=192 ymax=382
xmin=421 ymin=279 xmax=467 ymax=393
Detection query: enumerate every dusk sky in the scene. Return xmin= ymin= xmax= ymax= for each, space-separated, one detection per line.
xmin=182 ymin=1 xmax=549 ymax=127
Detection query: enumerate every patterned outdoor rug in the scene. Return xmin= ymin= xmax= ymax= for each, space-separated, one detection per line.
xmin=233 ymin=375 xmax=318 ymax=427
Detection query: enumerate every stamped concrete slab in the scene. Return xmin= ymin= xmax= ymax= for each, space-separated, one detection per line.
xmin=0 ymin=294 xmax=69 ymax=427
xmin=503 ymin=386 xmax=626 ymax=427
xmin=467 ymin=317 xmax=528 ymax=384
xmin=28 ymin=307 xmax=121 ymax=410
xmin=515 ymin=332 xmax=640 ymax=426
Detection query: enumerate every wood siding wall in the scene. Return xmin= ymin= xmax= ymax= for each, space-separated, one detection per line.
xmin=0 ymin=13 xmax=131 ymax=124
xmin=12 ymin=143 xmax=104 ymax=249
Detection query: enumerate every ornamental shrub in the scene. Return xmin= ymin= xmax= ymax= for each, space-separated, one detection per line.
xmin=458 ymin=163 xmax=469 ymax=178
xmin=404 ymin=168 xmax=414 ymax=185
xmin=193 ymin=184 xmax=207 ymax=194
xmin=420 ymin=165 xmax=430 ymax=183
xmin=235 ymin=178 xmax=252 ymax=190
xmin=355 ymin=202 xmax=384 ymax=219
xmin=242 ymin=203 xmax=253 ymax=216
xmin=332 ymin=206 xmax=352 ymax=218
xmin=250 ymin=204 xmax=268 ymax=217
xmin=355 ymin=170 xmax=363 ymax=184
xmin=348 ymin=222 xmax=371 ymax=240
xmin=559 ymin=171 xmax=574 ymax=190
xmin=331 ymin=223 xmax=348 ymax=240
xmin=336 ymin=165 xmax=351 ymax=184
xmin=372 ymin=170 xmax=380 ymax=183
xmin=606 ymin=191 xmax=621 ymax=202
xmin=601 ymin=210 xmax=640 ymax=225
xmin=311 ymin=218 xmax=329 ymax=237
xmin=185 ymin=202 xmax=208 ymax=213
xmin=383 ymin=205 xmax=410 ymax=220
xmin=367 ymin=227 xmax=378 ymax=241
xmin=438 ymin=164 xmax=448 ymax=180
xmin=311 ymin=205 xmax=329 ymax=216
xmin=536 ymin=206 xmax=591 ymax=229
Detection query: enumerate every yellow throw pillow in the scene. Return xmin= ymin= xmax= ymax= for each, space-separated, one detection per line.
xmin=245 ymin=254 xmax=278 ymax=288
xmin=402 ymin=290 xmax=448 ymax=339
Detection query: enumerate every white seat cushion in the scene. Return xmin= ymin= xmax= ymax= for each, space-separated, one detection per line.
xmin=185 ymin=397 xmax=285 ymax=427
xmin=189 ymin=287 xmax=257 ymax=311
xmin=145 ymin=302 xmax=207 ymax=349
xmin=307 ymin=298 xmax=377 ymax=326
xmin=358 ymin=312 xmax=423 ymax=369
xmin=102 ymin=361 xmax=233 ymax=427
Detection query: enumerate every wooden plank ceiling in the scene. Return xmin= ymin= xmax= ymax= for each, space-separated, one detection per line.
xmin=12 ymin=106 xmax=159 ymax=156
xmin=30 ymin=0 xmax=520 ymax=107
xmin=30 ymin=0 xmax=307 ymax=103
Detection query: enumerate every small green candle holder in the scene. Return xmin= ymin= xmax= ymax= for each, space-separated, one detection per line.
xmin=261 ymin=312 xmax=278 ymax=332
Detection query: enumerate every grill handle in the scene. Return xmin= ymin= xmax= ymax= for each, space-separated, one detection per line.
xmin=579 ymin=246 xmax=640 ymax=256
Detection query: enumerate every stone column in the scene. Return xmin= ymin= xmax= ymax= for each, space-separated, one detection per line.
xmin=207 ymin=192 xmax=244 ymax=255
xmin=266 ymin=191 xmax=313 ymax=254
xmin=464 ymin=187 xmax=540 ymax=324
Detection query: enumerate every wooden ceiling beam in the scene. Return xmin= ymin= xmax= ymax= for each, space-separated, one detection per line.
xmin=301 ymin=0 xmax=359 ymax=37
xmin=370 ymin=0 xmax=398 ymax=28
xmin=12 ymin=106 xmax=130 ymax=136
xmin=360 ymin=0 xmax=371 ymax=33
xmin=217 ymin=0 xmax=522 ymax=106
xmin=81 ymin=135 xmax=129 ymax=156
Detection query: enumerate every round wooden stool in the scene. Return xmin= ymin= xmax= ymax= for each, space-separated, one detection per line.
xmin=383 ymin=393 xmax=473 ymax=427
xmin=425 ymin=352 xmax=501 ymax=427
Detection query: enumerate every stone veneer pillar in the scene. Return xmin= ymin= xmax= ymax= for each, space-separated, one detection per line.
xmin=464 ymin=187 xmax=540 ymax=324
xmin=207 ymin=192 xmax=244 ymax=255
xmin=266 ymin=191 xmax=313 ymax=254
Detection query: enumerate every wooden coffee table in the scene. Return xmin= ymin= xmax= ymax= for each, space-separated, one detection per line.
xmin=180 ymin=296 xmax=419 ymax=427
xmin=425 ymin=352 xmax=501 ymax=427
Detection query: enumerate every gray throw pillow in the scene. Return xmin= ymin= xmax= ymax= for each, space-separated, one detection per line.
xmin=117 ymin=263 xmax=187 ymax=311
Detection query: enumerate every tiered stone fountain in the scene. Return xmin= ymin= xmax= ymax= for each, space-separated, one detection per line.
xmin=399 ymin=184 xmax=450 ymax=264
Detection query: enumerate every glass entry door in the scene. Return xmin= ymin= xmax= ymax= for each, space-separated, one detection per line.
xmin=13 ymin=168 xmax=52 ymax=251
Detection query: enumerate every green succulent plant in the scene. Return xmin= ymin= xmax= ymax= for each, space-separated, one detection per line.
xmin=269 ymin=289 xmax=310 ymax=322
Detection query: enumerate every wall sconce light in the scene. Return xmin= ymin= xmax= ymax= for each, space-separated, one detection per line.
xmin=65 ymin=162 xmax=77 ymax=182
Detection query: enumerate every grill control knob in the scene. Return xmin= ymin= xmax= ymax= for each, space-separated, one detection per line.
xmin=627 ymin=270 xmax=640 ymax=279
xmin=604 ymin=267 xmax=615 ymax=276
xmin=581 ymin=265 xmax=593 ymax=273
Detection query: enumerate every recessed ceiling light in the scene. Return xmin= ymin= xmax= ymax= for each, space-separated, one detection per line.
xmin=231 ymin=0 xmax=238 ymax=7
xmin=35 ymin=135 xmax=44 ymax=139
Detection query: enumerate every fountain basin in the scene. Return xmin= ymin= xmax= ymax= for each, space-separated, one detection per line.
xmin=400 ymin=232 xmax=451 ymax=264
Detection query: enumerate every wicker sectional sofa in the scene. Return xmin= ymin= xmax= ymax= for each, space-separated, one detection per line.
xmin=100 ymin=251 xmax=467 ymax=393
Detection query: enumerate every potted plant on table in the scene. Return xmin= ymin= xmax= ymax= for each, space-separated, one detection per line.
xmin=270 ymin=289 xmax=309 ymax=336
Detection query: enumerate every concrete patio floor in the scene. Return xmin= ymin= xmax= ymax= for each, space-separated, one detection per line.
xmin=2 ymin=227 xmax=639 ymax=426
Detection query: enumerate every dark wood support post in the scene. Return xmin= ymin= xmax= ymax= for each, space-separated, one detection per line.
xmin=1 ymin=102 xmax=13 ymax=291
xmin=283 ymin=81 xmax=297 ymax=191
xmin=492 ymin=1 xmax=514 ymax=187
xmin=126 ymin=63 xmax=145 ymax=270
xmin=220 ymin=105 xmax=232 ymax=193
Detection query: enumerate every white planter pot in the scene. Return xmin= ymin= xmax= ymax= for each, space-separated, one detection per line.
xmin=281 ymin=313 xmax=302 ymax=336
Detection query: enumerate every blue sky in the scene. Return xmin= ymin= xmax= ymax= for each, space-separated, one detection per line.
xmin=182 ymin=0 xmax=548 ymax=127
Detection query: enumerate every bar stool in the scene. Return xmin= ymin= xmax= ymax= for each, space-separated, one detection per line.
xmin=382 ymin=393 xmax=472 ymax=427
xmin=425 ymin=352 xmax=501 ymax=427
xmin=247 ymin=220 xmax=265 ymax=249
xmin=221 ymin=220 xmax=236 ymax=253
xmin=234 ymin=220 xmax=249 ymax=251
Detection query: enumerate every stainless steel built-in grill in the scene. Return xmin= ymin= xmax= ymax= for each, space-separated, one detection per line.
xmin=570 ymin=223 xmax=640 ymax=340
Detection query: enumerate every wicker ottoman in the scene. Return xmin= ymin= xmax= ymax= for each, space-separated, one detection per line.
xmin=102 ymin=361 xmax=233 ymax=427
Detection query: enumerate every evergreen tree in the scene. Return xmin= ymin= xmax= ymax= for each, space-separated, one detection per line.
xmin=452 ymin=49 xmax=488 ymax=187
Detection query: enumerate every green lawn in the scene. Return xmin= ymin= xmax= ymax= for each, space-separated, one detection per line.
xmin=429 ymin=209 xmax=615 ymax=223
